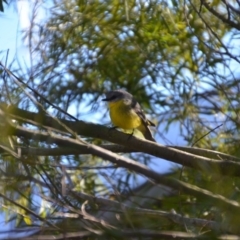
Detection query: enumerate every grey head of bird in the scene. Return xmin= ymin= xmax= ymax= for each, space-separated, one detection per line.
xmin=102 ymin=90 xmax=133 ymax=104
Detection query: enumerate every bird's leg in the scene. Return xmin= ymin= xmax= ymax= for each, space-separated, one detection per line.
xmin=109 ymin=126 xmax=118 ymax=131
xmin=109 ymin=127 xmax=134 ymax=140
xmin=127 ymin=129 xmax=135 ymax=140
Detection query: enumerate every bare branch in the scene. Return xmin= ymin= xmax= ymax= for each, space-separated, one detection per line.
xmin=200 ymin=0 xmax=240 ymax=30
xmin=70 ymin=190 xmax=223 ymax=232
xmin=2 ymin=104 xmax=240 ymax=178
xmin=0 ymin=192 xmax=60 ymax=231
xmin=2 ymin=114 xmax=240 ymax=215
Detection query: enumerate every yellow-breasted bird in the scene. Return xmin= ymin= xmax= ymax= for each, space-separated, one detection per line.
xmin=102 ymin=89 xmax=156 ymax=142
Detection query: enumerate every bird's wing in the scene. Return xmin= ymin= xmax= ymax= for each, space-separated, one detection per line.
xmin=131 ymin=98 xmax=156 ymax=142
xmin=131 ymin=99 xmax=155 ymax=127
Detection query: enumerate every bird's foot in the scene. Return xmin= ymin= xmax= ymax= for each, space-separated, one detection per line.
xmin=109 ymin=126 xmax=118 ymax=131
xmin=127 ymin=129 xmax=135 ymax=140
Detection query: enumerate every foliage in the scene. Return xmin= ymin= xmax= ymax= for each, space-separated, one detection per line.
xmin=0 ymin=0 xmax=240 ymax=239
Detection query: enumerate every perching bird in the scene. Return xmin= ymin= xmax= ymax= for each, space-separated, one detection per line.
xmin=102 ymin=89 xmax=156 ymax=142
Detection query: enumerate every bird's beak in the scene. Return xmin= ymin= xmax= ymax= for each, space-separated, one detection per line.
xmin=102 ymin=97 xmax=108 ymax=101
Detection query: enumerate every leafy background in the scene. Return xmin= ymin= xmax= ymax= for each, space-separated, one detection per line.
xmin=0 ymin=0 xmax=240 ymax=239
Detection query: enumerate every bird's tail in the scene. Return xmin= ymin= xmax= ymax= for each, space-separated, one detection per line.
xmin=137 ymin=123 xmax=156 ymax=142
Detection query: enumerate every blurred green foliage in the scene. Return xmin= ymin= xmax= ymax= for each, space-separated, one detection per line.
xmin=1 ymin=0 xmax=240 ymax=238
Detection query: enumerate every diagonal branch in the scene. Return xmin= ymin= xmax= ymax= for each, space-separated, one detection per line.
xmin=1 ymin=118 xmax=240 ymax=215
xmin=200 ymin=0 xmax=240 ymax=31
xmin=2 ymin=104 xmax=240 ymax=178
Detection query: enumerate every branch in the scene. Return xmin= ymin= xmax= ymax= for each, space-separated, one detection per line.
xmin=2 ymin=104 xmax=240 ymax=178
xmin=16 ymin=229 xmax=205 ymax=240
xmin=17 ymin=145 xmax=133 ymax=156
xmin=201 ymin=0 xmax=240 ymax=30
xmin=1 ymin=105 xmax=240 ymax=216
xmin=7 ymin=228 xmax=240 ymax=240
xmin=70 ymin=191 xmax=223 ymax=232
xmin=2 ymin=122 xmax=240 ymax=216
xmin=0 ymin=192 xmax=60 ymax=232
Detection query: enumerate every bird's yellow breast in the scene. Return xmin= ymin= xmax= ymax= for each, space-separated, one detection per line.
xmin=108 ymin=100 xmax=142 ymax=129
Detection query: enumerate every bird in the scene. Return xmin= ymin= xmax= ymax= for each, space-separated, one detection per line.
xmin=102 ymin=89 xmax=156 ymax=142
